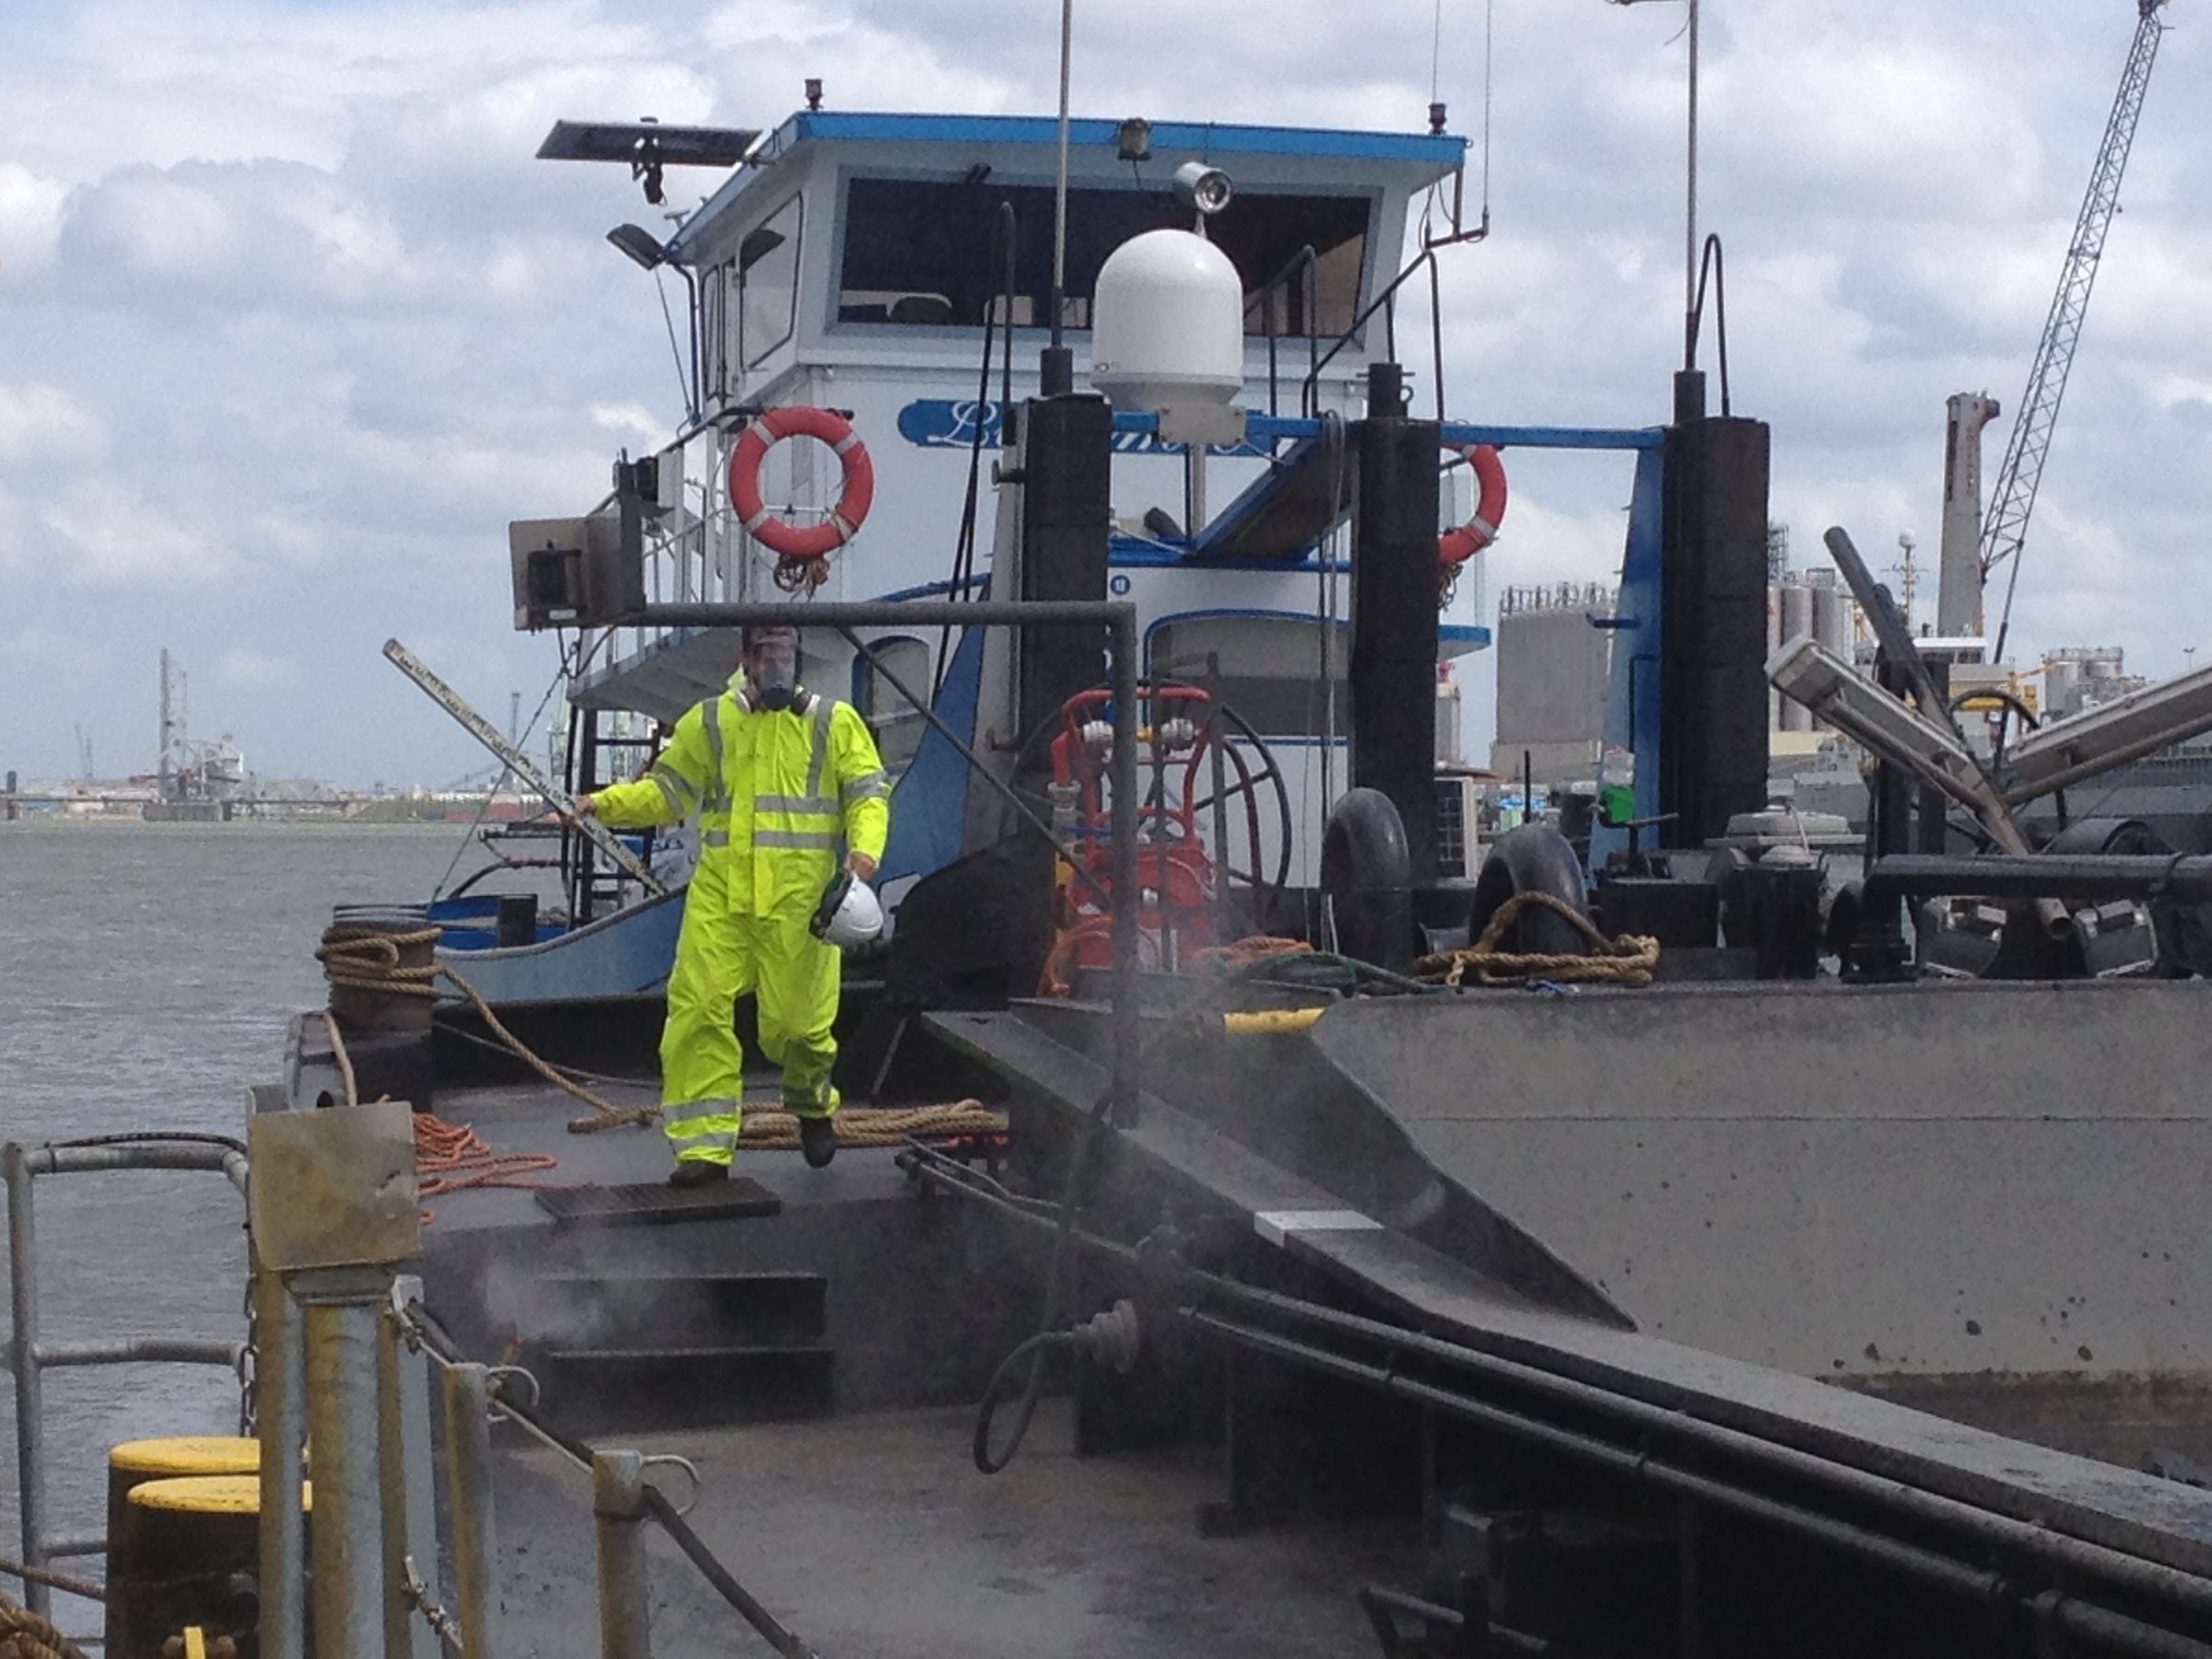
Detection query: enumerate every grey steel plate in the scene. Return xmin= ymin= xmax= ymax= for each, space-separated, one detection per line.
xmin=535 ymin=1176 xmax=781 ymax=1227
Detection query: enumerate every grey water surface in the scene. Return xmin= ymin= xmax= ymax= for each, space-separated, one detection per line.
xmin=0 ymin=819 xmax=502 ymax=1610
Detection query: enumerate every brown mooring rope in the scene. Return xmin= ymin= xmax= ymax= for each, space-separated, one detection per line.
xmin=317 ymin=924 xmax=643 ymax=1130
xmin=1414 ymin=890 xmax=1660 ymax=989
xmin=319 ymin=925 xmax=1010 ymax=1146
xmin=0 ymin=1589 xmax=91 ymax=1659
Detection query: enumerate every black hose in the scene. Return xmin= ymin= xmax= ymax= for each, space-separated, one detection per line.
xmin=640 ymin=1488 xmax=818 ymax=1659
xmin=971 ymin=1094 xmax=1105 ymax=1473
xmin=970 ymin=1329 xmax=1082 ymax=1473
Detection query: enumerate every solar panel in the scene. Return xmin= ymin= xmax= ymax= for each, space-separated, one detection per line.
xmin=537 ymin=121 xmax=761 ymax=169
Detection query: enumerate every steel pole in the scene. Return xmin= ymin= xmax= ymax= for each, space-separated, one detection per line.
xmin=1109 ymin=608 xmax=1140 ymax=1126
xmin=441 ymin=1364 xmax=501 ymax=1659
xmin=300 ymin=1275 xmax=392 ymax=1659
xmin=254 ymin=1251 xmax=308 ymax=1659
xmin=380 ymin=1282 xmax=441 ymax=1659
xmin=5 ymin=1145 xmax=47 ymax=1620
xmin=1684 ymin=0 xmax=1700 ymax=371
xmin=592 ymin=1450 xmax=653 ymax=1659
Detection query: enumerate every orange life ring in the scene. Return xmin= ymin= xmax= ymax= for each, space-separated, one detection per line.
xmin=726 ymin=405 xmax=876 ymax=560
xmin=1439 ymin=443 xmax=1508 ymax=566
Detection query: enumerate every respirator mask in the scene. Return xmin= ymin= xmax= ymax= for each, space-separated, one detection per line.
xmin=745 ymin=630 xmax=801 ymax=712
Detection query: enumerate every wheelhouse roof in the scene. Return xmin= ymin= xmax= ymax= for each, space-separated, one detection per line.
xmin=665 ymin=110 xmax=1466 ymax=261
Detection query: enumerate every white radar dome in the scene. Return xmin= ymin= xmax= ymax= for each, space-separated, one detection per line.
xmin=1089 ymin=229 xmax=1244 ymax=412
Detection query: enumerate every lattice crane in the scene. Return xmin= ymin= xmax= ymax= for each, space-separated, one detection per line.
xmin=1984 ymin=0 xmax=2171 ymax=661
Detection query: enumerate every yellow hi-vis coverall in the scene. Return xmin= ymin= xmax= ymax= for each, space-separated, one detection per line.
xmin=593 ymin=681 xmax=890 ymax=1167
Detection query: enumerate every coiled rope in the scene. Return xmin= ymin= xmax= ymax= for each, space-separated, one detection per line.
xmin=316 ymin=924 xmax=652 ymax=1132
xmin=0 ymin=1589 xmax=89 ymax=1659
xmin=413 ymin=1114 xmax=571 ymax=1225
xmin=1414 ymin=890 xmax=1660 ymax=988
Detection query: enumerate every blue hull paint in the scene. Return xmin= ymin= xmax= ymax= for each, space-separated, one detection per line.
xmin=436 ymin=884 xmax=687 ymax=1003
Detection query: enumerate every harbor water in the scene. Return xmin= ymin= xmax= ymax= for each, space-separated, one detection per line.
xmin=0 ymin=819 xmax=525 ymax=1612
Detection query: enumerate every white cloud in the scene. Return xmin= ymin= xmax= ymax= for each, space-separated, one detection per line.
xmin=41 ymin=495 xmax=222 ymax=587
xmin=0 ymin=163 xmax=68 ymax=271
xmin=0 ymin=384 xmax=106 ymax=462
xmin=591 ymin=402 xmax=666 ymax=442
xmin=218 ymin=648 xmax=292 ymax=691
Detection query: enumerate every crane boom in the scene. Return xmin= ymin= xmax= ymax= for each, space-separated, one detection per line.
xmin=1984 ymin=0 xmax=2169 ymax=662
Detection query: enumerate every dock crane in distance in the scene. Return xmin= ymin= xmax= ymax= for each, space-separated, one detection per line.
xmin=1980 ymin=0 xmax=2171 ymax=663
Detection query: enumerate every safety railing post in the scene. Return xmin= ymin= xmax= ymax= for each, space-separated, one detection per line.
xmin=441 ymin=1363 xmax=501 ymax=1659
xmin=592 ymin=1450 xmax=653 ymax=1659
xmin=298 ymin=1269 xmax=396 ymax=1659
xmin=380 ymin=1277 xmax=441 ymax=1659
xmin=254 ymin=1244 xmax=309 ymax=1659
xmin=5 ymin=1143 xmax=48 ymax=1619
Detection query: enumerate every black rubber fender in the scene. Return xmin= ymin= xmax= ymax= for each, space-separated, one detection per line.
xmin=1319 ymin=787 xmax=1413 ymax=973
xmin=1469 ymin=824 xmax=1591 ymax=956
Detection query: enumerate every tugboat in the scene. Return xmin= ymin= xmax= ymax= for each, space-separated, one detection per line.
xmin=24 ymin=87 xmax=2212 ymax=1659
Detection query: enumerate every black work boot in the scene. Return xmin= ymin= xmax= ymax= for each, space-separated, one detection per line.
xmin=798 ymin=1115 xmax=838 ymax=1169
xmin=669 ymin=1160 xmax=730 ymax=1189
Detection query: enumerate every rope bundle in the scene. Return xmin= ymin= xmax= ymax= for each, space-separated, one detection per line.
xmin=317 ymin=924 xmax=638 ymax=1131
xmin=1415 ymin=890 xmax=1660 ymax=989
xmin=413 ymin=1114 xmax=572 ymax=1224
xmin=0 ymin=1592 xmax=89 ymax=1659
xmin=739 ymin=1101 xmax=1006 ymax=1149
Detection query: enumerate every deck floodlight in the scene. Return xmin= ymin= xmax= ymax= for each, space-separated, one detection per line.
xmin=1999 ymin=660 xmax=2212 ymax=805
xmin=1172 ymin=161 xmax=1233 ymax=217
xmin=1767 ymin=635 xmax=1992 ymax=813
xmin=1117 ymin=117 xmax=1153 ymax=162
xmin=607 ymin=224 xmax=668 ymax=270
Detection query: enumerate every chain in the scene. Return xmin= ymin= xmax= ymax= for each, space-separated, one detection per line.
xmin=236 ymin=1271 xmax=260 ymax=1439
xmin=402 ymin=1557 xmax=464 ymax=1655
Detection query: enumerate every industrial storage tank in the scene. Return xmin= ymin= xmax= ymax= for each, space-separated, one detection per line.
xmin=1778 ymin=583 xmax=1814 ymax=731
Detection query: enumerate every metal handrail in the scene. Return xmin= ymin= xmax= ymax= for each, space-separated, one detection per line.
xmin=4 ymin=1137 xmax=250 ymax=1616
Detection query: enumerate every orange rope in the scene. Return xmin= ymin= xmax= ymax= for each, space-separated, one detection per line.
xmin=413 ymin=1113 xmax=574 ymax=1225
xmin=1192 ymin=935 xmax=1312 ymax=968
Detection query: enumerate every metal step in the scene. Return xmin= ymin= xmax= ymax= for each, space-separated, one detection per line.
xmin=527 ymin=1270 xmax=827 ymax=1348
xmin=535 ymin=1343 xmax=835 ymax=1429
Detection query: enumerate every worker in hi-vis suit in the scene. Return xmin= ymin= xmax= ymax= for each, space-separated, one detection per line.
xmin=577 ymin=624 xmax=889 ymax=1183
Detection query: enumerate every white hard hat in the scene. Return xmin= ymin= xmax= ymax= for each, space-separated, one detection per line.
xmin=810 ymin=872 xmax=884 ymax=949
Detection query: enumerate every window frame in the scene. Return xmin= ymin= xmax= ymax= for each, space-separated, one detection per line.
xmin=737 ymin=190 xmax=804 ymax=371
xmin=826 ymin=167 xmax=1382 ymax=346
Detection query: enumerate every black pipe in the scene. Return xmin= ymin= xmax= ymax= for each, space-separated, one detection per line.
xmin=1658 ymin=413 xmax=1770 ymax=847
xmin=1867 ymin=853 xmax=2212 ymax=908
xmin=903 ymin=1147 xmax=2212 ymax=1626
xmin=1186 ymin=1309 xmax=2212 ymax=1659
xmin=1349 ymin=363 xmax=1441 ymax=882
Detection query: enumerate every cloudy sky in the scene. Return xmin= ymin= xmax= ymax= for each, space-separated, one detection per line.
xmin=2 ymin=0 xmax=2207 ymax=788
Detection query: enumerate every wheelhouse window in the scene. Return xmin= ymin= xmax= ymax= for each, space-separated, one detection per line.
xmin=1148 ymin=614 xmax=1348 ymax=740
xmin=837 ymin=179 xmax=1368 ymax=338
xmin=854 ymin=636 xmax=931 ymax=771
xmin=737 ymin=192 xmax=802 ymax=369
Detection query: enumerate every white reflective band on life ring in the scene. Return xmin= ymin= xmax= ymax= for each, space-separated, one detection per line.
xmin=1439 ymin=443 xmax=1509 ymax=567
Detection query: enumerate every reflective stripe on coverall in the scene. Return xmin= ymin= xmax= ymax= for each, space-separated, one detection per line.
xmin=593 ymin=682 xmax=890 ymax=1165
